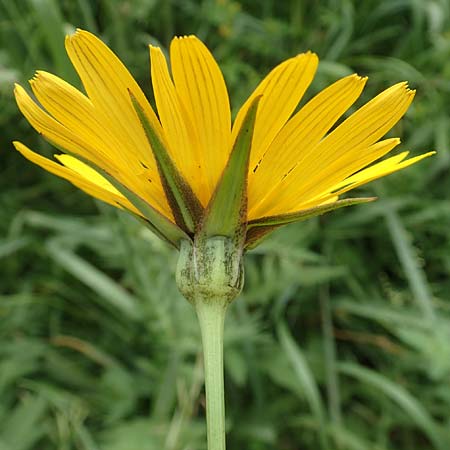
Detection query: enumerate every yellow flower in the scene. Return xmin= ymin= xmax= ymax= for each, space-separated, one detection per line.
xmin=14 ymin=29 xmax=433 ymax=249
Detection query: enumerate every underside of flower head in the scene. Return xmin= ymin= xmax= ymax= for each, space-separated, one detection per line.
xmin=13 ymin=29 xmax=433 ymax=249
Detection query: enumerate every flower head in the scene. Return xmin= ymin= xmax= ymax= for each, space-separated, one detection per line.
xmin=14 ymin=29 xmax=433 ymax=250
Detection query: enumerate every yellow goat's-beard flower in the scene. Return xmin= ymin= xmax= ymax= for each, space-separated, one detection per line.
xmin=14 ymin=29 xmax=433 ymax=250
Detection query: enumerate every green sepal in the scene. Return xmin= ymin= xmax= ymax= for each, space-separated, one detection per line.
xmin=133 ymin=215 xmax=181 ymax=248
xmin=93 ymin=167 xmax=190 ymax=248
xmin=129 ymin=92 xmax=203 ymax=234
xmin=40 ymin=132 xmax=189 ymax=248
xmin=245 ymin=197 xmax=376 ymax=250
xmin=200 ymin=95 xmax=261 ymax=242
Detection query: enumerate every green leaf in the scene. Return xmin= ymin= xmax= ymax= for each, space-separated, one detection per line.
xmin=201 ymin=95 xmax=261 ymax=241
xmin=129 ymin=92 xmax=203 ymax=233
xmin=245 ymin=197 xmax=376 ymax=249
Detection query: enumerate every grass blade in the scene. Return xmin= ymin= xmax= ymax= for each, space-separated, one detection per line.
xmin=340 ymin=362 xmax=445 ymax=450
xmin=277 ymin=321 xmax=330 ymax=450
xmin=46 ymin=238 xmax=140 ymax=320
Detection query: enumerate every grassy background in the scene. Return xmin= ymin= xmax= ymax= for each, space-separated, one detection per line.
xmin=1 ymin=0 xmax=450 ymax=449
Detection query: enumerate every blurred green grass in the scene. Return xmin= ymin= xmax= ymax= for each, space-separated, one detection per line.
xmin=1 ymin=0 xmax=450 ymax=449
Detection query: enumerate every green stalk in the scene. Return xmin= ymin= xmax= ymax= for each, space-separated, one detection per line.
xmin=176 ymin=237 xmax=243 ymax=450
xmin=195 ymin=298 xmax=227 ymax=450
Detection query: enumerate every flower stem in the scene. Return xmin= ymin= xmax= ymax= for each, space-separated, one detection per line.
xmin=195 ymin=297 xmax=227 ymax=450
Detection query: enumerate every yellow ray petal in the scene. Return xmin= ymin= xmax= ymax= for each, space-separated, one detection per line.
xmin=307 ymin=83 xmax=414 ymax=173
xmin=13 ymin=141 xmax=140 ymax=215
xmin=251 ymin=138 xmax=401 ymax=218
xmin=332 ymin=151 xmax=435 ymax=195
xmin=14 ymin=83 xmax=171 ymax=218
xmin=149 ymin=45 xmax=205 ymax=202
xmin=265 ymin=149 xmax=434 ymax=217
xmin=54 ymin=154 xmax=120 ymax=194
xmin=30 ymin=71 xmax=95 ymax=131
xmin=292 ymin=138 xmax=402 ymax=206
xmin=300 ymin=83 xmax=414 ymax=181
xmin=250 ymin=83 xmax=415 ymax=218
xmin=170 ymin=36 xmax=231 ymax=197
xmin=248 ymin=74 xmax=367 ymax=212
xmin=65 ymin=29 xmax=165 ymax=170
xmin=15 ymin=83 xmax=105 ymax=167
xmin=29 ymin=72 xmax=130 ymax=169
xmin=30 ymin=71 xmax=158 ymax=180
xmin=232 ymin=52 xmax=318 ymax=169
